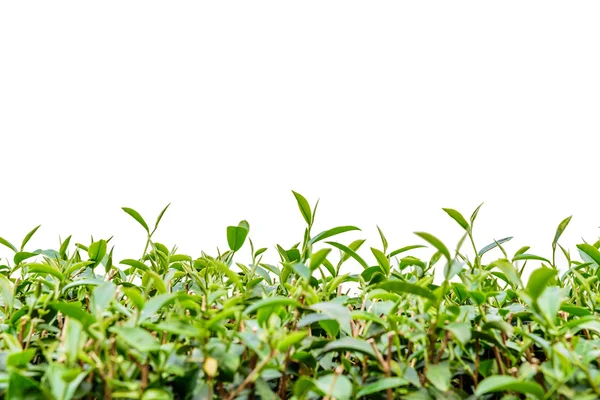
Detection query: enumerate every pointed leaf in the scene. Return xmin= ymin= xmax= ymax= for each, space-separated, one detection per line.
xmin=414 ymin=232 xmax=451 ymax=262
xmin=309 ymin=248 xmax=331 ymax=270
xmin=577 ymin=244 xmax=600 ymax=266
xmin=442 ymin=208 xmax=469 ymax=231
xmin=27 ymin=263 xmax=64 ymax=281
xmin=388 ymin=244 xmax=426 ymax=258
xmin=376 ymin=281 xmax=436 ymax=302
xmin=291 ymin=191 xmax=312 ymax=226
xmin=490 ymin=259 xmax=522 ymax=288
xmin=320 ymin=337 xmax=376 ymax=358
xmin=0 ymin=236 xmax=17 ymax=252
xmin=309 ymin=226 xmax=361 ymax=245
xmin=20 ymin=225 xmax=41 ymax=251
xmin=326 ymin=241 xmax=369 ymax=269
xmin=153 ymin=203 xmax=171 ymax=233
xmin=122 ymin=207 xmax=149 ymax=233
xmin=553 ymin=215 xmax=572 ymax=250
xmin=356 ymin=378 xmax=409 ymax=397
xmin=370 ymin=247 xmax=390 ymax=276
xmin=109 ymin=326 xmax=160 ymax=352
xmin=475 ymin=375 xmax=543 ymax=399
xmin=478 ymin=237 xmax=513 ymax=257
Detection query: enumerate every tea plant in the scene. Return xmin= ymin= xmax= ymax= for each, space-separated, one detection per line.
xmin=1 ymin=192 xmax=600 ymax=399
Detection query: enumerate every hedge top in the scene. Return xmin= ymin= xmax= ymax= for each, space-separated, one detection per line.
xmin=0 ymin=192 xmax=599 ymax=399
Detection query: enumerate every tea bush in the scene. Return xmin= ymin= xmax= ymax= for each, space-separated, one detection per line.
xmin=1 ymin=192 xmax=600 ymax=399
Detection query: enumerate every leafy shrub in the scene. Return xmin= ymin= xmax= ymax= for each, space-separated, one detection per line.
xmin=0 ymin=192 xmax=599 ymax=399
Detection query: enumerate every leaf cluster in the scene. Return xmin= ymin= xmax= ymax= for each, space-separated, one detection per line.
xmin=0 ymin=196 xmax=599 ymax=399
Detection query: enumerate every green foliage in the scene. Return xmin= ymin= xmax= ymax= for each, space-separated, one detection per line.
xmin=0 ymin=196 xmax=599 ymax=399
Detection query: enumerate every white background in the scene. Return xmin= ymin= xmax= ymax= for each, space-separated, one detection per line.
xmin=1 ymin=2 xmax=599 ymax=277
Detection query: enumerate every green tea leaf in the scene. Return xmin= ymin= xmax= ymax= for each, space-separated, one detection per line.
xmin=442 ymin=208 xmax=469 ymax=231
xmin=478 ymin=237 xmax=513 ymax=257
xmin=526 ymin=266 xmax=556 ymax=300
xmin=291 ymin=262 xmax=311 ymax=281
xmin=309 ymin=226 xmax=361 ymax=245
xmin=444 ymin=322 xmax=471 ymax=345
xmin=512 ymin=253 xmax=551 ymax=264
xmin=490 ymin=259 xmax=522 ymax=288
xmin=109 ymin=326 xmax=161 ymax=352
xmin=538 ymin=286 xmax=565 ymax=324
xmin=120 ymin=259 xmax=150 ymax=272
xmin=315 ymin=374 xmax=352 ymax=400
xmin=320 ymin=337 xmax=376 ymax=358
xmin=376 ymin=281 xmax=437 ymax=302
xmin=326 ymin=241 xmax=369 ymax=269
xmin=153 ymin=203 xmax=171 ymax=234
xmin=91 ymin=281 xmax=116 ymax=316
xmin=88 ymin=239 xmax=107 ymax=268
xmin=309 ymin=248 xmax=331 ymax=270
xmin=14 ymin=251 xmax=38 ymax=265
xmin=122 ymin=207 xmax=150 ymax=233
xmin=291 ymin=191 xmax=312 ymax=226
xmin=144 ymin=270 xmax=167 ymax=294
xmin=414 ymin=232 xmax=451 ymax=262
xmin=475 ymin=375 xmax=543 ymax=399
xmin=50 ymin=302 xmax=96 ymax=328
xmin=244 ymin=296 xmax=302 ymax=315
xmin=577 ymin=244 xmax=600 ymax=266
xmin=376 ymin=225 xmax=388 ymax=253
xmin=356 ymin=377 xmax=409 ymax=397
xmin=227 ymin=225 xmax=248 ymax=252
xmin=28 ymin=262 xmax=64 ymax=281
xmin=277 ymin=330 xmax=308 ymax=352
xmin=470 ymin=202 xmax=484 ymax=225
xmin=426 ymin=362 xmax=451 ymax=392
xmin=312 ymin=301 xmax=352 ymax=335
xmin=553 ymin=215 xmax=572 ymax=249
xmin=0 ymin=236 xmax=17 ymax=253
xmin=21 ymin=225 xmax=41 ymax=251
xmin=388 ymin=244 xmax=426 ymax=258
xmin=370 ymin=247 xmax=390 ymax=276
